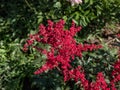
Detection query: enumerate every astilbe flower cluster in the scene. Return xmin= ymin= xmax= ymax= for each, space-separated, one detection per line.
xmin=89 ymin=72 xmax=109 ymax=90
xmin=117 ymin=34 xmax=120 ymax=38
xmin=110 ymin=60 xmax=120 ymax=90
xmin=23 ymin=20 xmax=120 ymax=90
xmin=108 ymin=34 xmax=120 ymax=90
xmin=88 ymin=59 xmax=120 ymax=90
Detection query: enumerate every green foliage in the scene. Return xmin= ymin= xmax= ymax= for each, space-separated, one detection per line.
xmin=0 ymin=0 xmax=120 ymax=90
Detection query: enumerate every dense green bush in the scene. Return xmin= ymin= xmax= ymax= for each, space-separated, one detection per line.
xmin=0 ymin=0 xmax=120 ymax=42
xmin=0 ymin=0 xmax=120 ymax=90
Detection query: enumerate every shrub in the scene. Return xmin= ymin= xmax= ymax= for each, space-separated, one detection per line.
xmin=23 ymin=20 xmax=120 ymax=89
xmin=0 ymin=0 xmax=120 ymax=90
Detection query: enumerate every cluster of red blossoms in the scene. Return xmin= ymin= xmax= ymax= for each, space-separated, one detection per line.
xmin=117 ymin=34 xmax=120 ymax=38
xmin=111 ymin=60 xmax=120 ymax=90
xmin=23 ymin=20 xmax=120 ymax=90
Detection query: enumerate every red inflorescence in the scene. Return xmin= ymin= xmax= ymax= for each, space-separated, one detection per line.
xmin=110 ymin=60 xmax=120 ymax=90
xmin=117 ymin=34 xmax=120 ymax=38
xmin=23 ymin=19 xmax=120 ymax=90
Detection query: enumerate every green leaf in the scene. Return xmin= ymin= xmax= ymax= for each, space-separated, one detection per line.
xmin=84 ymin=10 xmax=90 ymax=16
xmin=53 ymin=2 xmax=61 ymax=8
xmin=84 ymin=0 xmax=89 ymax=3
xmin=89 ymin=0 xmax=93 ymax=5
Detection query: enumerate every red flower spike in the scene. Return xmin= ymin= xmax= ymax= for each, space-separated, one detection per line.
xmin=117 ymin=34 xmax=120 ymax=38
xmin=23 ymin=19 xmax=104 ymax=89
